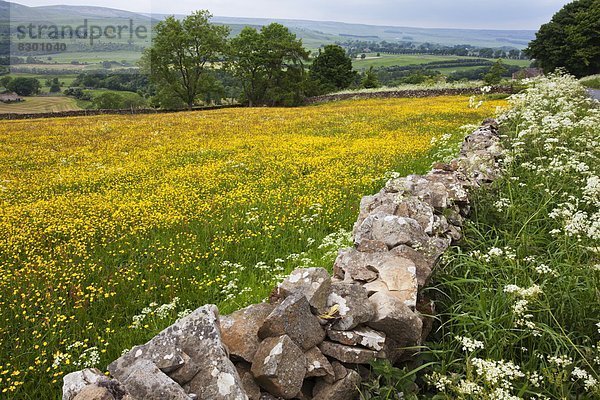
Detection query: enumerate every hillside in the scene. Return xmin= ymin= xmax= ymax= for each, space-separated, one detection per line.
xmin=3 ymin=0 xmax=535 ymax=49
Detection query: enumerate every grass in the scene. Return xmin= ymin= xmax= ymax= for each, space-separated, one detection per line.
xmin=406 ymin=74 xmax=600 ymax=399
xmin=352 ymin=53 xmax=532 ymax=70
xmin=0 ymin=96 xmax=81 ymax=114
xmin=0 ymin=96 xmax=503 ymax=398
xmin=581 ymin=74 xmax=600 ymax=89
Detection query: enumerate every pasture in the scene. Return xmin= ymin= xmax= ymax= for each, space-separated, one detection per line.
xmin=0 ymin=96 xmax=503 ymax=397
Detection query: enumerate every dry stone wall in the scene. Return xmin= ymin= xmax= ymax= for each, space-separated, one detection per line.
xmin=304 ymin=86 xmax=512 ymax=105
xmin=62 ymin=119 xmax=503 ymax=400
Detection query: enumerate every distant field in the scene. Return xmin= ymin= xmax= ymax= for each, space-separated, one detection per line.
xmin=352 ymin=53 xmax=532 ymax=70
xmin=12 ymin=63 xmax=88 ymax=71
xmin=0 ymin=96 xmax=81 ymax=114
xmin=42 ymin=50 xmax=144 ymax=64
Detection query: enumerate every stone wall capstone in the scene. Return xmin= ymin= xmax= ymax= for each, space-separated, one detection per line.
xmin=62 ymin=119 xmax=503 ymax=400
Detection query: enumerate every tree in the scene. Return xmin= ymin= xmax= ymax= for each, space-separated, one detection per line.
xmin=141 ymin=10 xmax=229 ymax=109
xmin=484 ymin=59 xmax=508 ymax=85
xmin=526 ymin=0 xmax=600 ymax=77
xmin=92 ymin=92 xmax=124 ymax=109
xmin=309 ymin=45 xmax=356 ymax=94
xmin=362 ymin=66 xmax=380 ymax=89
xmin=0 ymin=76 xmax=11 ymax=89
xmin=7 ymin=77 xmax=40 ymax=96
xmin=228 ymin=23 xmax=309 ymax=106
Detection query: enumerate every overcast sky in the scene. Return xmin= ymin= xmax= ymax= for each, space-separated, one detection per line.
xmin=14 ymin=0 xmax=572 ymax=29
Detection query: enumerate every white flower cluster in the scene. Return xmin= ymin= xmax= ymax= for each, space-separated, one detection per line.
xmin=571 ymin=367 xmax=598 ymax=392
xmin=74 ymin=346 xmax=100 ymax=368
xmin=470 ymin=246 xmax=517 ymax=262
xmin=130 ymin=297 xmax=180 ymax=329
xmin=317 ymin=228 xmax=352 ymax=259
xmin=500 ymin=73 xmax=600 ymax=243
xmin=503 ymin=284 xmax=542 ymax=332
xmin=503 ymin=284 xmax=542 ymax=298
xmin=471 ymin=358 xmax=525 ymax=390
xmin=455 ymin=335 xmax=485 ymax=352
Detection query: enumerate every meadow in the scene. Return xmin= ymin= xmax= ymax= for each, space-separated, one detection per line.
xmin=0 ymin=96 xmax=503 ymax=398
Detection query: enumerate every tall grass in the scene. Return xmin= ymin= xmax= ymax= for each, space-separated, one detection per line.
xmin=420 ymin=73 xmax=600 ymax=398
xmin=581 ymin=74 xmax=600 ymax=89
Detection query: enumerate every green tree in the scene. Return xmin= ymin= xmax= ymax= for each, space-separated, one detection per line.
xmin=526 ymin=0 xmax=600 ymax=77
xmin=309 ymin=45 xmax=356 ymax=94
xmin=484 ymin=59 xmax=508 ymax=85
xmin=0 ymin=75 xmax=11 ymax=89
xmin=7 ymin=77 xmax=40 ymax=96
xmin=228 ymin=23 xmax=309 ymax=106
xmin=362 ymin=66 xmax=380 ymax=89
xmin=140 ymin=10 xmax=229 ymax=109
xmin=92 ymin=92 xmax=124 ymax=109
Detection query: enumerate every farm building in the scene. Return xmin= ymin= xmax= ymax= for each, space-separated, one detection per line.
xmin=0 ymin=92 xmax=24 ymax=103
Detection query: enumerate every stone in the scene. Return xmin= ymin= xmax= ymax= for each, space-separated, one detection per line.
xmin=296 ymin=381 xmax=316 ymax=400
xmin=354 ymin=191 xmax=398 ymax=235
xmin=380 ymin=337 xmax=405 ymax=364
xmin=384 ymin=174 xmax=464 ymax=210
xmin=458 ymin=152 xmax=500 ymax=185
xmin=221 ymin=302 xmax=275 ymax=363
xmin=425 ymin=237 xmax=452 ymax=261
xmin=432 ymin=161 xmax=458 ymax=172
xmin=235 ymin=363 xmax=261 ymax=400
xmin=333 ymin=248 xmax=378 ymax=282
xmin=72 ymin=385 xmax=114 ymax=400
xmin=318 ymin=341 xmax=381 ymax=364
xmin=251 ymin=335 xmax=307 ymax=399
xmin=355 ymin=239 xmax=388 ymax=253
xmin=327 ymin=282 xmax=375 ymax=331
xmin=63 ymin=368 xmax=110 ymax=400
xmin=334 ymin=250 xmax=418 ymax=309
xmin=313 ymin=369 xmax=361 ymax=400
xmin=368 ymin=291 xmax=423 ymax=348
xmin=444 ymin=206 xmax=464 ymax=227
xmin=389 ymin=245 xmax=434 ymax=287
xmin=460 ymin=127 xmax=501 ymax=157
xmin=331 ymin=362 xmax=348 ymax=382
xmin=354 ymin=212 xmax=428 ymax=250
xmin=370 ymin=257 xmax=418 ymax=309
xmin=259 ymin=394 xmax=280 ymax=400
xmin=108 ymin=305 xmax=247 ymax=400
xmin=118 ymin=358 xmax=192 ymax=400
xmin=362 ymin=279 xmax=389 ymax=295
xmin=305 ymin=347 xmax=334 ymax=379
xmin=258 ymin=292 xmax=325 ymax=351
xmin=446 ymin=224 xmax=462 ymax=242
xmin=326 ymin=327 xmax=386 ymax=351
xmin=394 ymin=197 xmax=435 ymax=234
xmin=416 ymin=297 xmax=436 ymax=344
xmin=277 ymin=267 xmax=331 ymax=311
xmin=425 ymin=171 xmax=470 ymax=204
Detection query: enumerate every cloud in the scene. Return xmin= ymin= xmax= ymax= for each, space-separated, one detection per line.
xmin=15 ymin=0 xmax=572 ymax=29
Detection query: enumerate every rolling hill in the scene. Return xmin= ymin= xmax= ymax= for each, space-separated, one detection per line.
xmin=2 ymin=0 xmax=536 ymax=49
